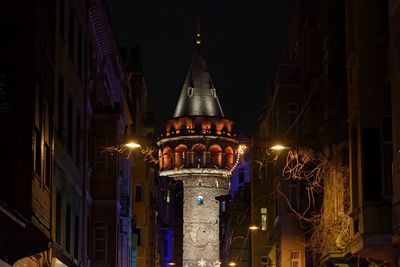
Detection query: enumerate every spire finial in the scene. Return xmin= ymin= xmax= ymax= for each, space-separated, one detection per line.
xmin=195 ymin=17 xmax=201 ymax=45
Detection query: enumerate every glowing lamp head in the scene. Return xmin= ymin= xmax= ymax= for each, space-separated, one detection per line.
xmin=248 ymin=224 xmax=260 ymax=231
xmin=166 ymin=263 xmax=176 ymax=266
xmin=269 ymin=144 xmax=290 ymax=151
xmin=124 ymin=141 xmax=141 ymax=149
xmin=228 ymin=262 xmax=236 ymax=266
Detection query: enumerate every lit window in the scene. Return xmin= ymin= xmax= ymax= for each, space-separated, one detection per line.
xmin=196 ymin=195 xmax=204 ymax=205
xmin=221 ymin=201 xmax=226 ymax=213
xmin=261 ymin=208 xmax=267 ymax=231
xmin=290 ymin=251 xmax=300 ymax=267
xmin=166 ymin=190 xmax=170 ymax=203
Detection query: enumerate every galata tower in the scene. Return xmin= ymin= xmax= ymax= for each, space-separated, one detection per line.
xmin=157 ymin=28 xmax=238 ymax=267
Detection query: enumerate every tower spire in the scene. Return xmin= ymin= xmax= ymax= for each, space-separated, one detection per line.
xmin=195 ymin=17 xmax=201 ymax=45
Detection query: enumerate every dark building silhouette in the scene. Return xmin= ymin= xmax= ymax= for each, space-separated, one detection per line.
xmin=0 ymin=0 xmax=55 ymax=264
xmin=0 ymin=1 xmax=145 ymax=267
xmin=256 ymin=0 xmax=399 ymax=266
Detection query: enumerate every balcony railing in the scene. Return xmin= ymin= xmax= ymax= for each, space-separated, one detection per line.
xmin=160 ymin=128 xmax=235 ymax=138
xmin=159 ymin=151 xmax=235 ymax=171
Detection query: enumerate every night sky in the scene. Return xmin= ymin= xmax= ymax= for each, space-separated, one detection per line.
xmin=107 ymin=1 xmax=291 ymax=135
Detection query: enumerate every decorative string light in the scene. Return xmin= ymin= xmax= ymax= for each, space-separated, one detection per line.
xmin=226 ymin=144 xmax=247 ymax=176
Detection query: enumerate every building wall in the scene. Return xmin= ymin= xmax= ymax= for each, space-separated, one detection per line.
xmin=0 ymin=0 xmax=54 ymax=262
xmin=52 ymin=0 xmax=88 ymax=265
xmin=132 ymin=159 xmax=157 ymax=267
xmin=154 ymin=175 xmax=183 ymax=267
xmin=182 ymin=176 xmax=229 ymax=267
xmin=256 ymin=1 xmax=350 ymax=266
xmin=221 ymin=151 xmax=251 ymax=267
xmin=86 ymin=1 xmax=137 ymax=267
xmin=390 ymin=0 xmax=400 ymax=255
xmin=345 ymin=0 xmax=395 ymax=263
xmin=250 ymin=146 xmax=276 ymax=267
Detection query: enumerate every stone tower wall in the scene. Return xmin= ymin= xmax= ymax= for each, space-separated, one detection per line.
xmin=182 ymin=175 xmax=229 ymax=267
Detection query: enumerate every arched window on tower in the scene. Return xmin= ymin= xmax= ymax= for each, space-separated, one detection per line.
xmin=210 ymin=124 xmax=217 ymax=134
xmin=225 ymin=146 xmax=234 ymax=169
xmin=174 ymin=144 xmax=187 ymax=168
xmin=158 ymin=149 xmax=163 ymax=170
xmin=181 ymin=124 xmax=187 ymax=134
xmin=221 ymin=126 xmax=228 ymax=136
xmin=195 ymin=123 xmax=202 ymax=134
xmin=209 ymin=144 xmax=223 ymax=168
xmin=162 ymin=147 xmax=172 ymax=170
xmin=161 ymin=127 xmax=166 ymax=137
xmin=192 ymin=144 xmax=206 ymax=167
xmin=196 ymin=195 xmax=204 ymax=205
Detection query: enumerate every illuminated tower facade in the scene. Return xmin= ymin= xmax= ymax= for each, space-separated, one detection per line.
xmin=158 ymin=31 xmax=238 ymax=267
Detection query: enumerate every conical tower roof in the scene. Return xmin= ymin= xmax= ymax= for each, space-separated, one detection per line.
xmin=173 ymin=30 xmax=224 ymax=118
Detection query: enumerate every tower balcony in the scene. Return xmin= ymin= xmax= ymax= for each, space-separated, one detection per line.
xmin=158 ymin=116 xmax=239 ymax=178
xmin=158 ymin=140 xmax=238 ymax=177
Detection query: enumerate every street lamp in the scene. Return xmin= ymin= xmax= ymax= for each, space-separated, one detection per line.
xmin=166 ymin=262 xmax=176 ymax=266
xmin=248 ymin=224 xmax=260 ymax=231
xmin=124 ymin=140 xmax=141 ymax=149
xmin=269 ymin=144 xmax=290 ymax=151
xmin=228 ymin=262 xmax=236 ymax=266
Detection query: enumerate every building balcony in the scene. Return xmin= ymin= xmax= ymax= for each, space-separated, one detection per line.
xmin=349 ymin=202 xmax=396 ymax=263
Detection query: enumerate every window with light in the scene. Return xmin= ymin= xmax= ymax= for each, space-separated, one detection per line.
xmin=196 ymin=195 xmax=204 ymax=205
xmin=261 ymin=207 xmax=267 ymax=231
